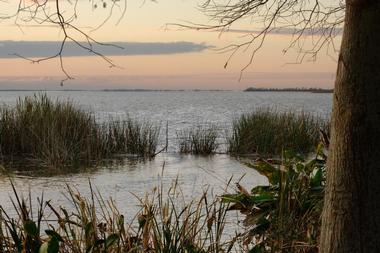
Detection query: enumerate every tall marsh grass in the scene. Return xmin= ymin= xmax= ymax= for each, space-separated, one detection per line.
xmin=176 ymin=125 xmax=218 ymax=155
xmin=0 ymin=148 xmax=327 ymax=253
xmin=228 ymin=109 xmax=329 ymax=156
xmin=0 ymin=94 xmax=159 ymax=168
xmin=0 ymin=179 xmax=237 ymax=253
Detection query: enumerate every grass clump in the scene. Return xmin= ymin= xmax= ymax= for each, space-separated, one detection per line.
xmin=176 ymin=125 xmax=218 ymax=155
xmin=0 ymin=179 xmax=235 ymax=253
xmin=0 ymin=94 xmax=159 ymax=168
xmin=103 ymin=119 xmax=159 ymax=158
xmin=228 ymin=109 xmax=328 ymax=156
xmin=222 ymin=145 xmax=326 ymax=252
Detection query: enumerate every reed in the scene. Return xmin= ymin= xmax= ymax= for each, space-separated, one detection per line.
xmin=0 ymin=179 xmax=237 ymax=253
xmin=176 ymin=125 xmax=218 ymax=155
xmin=0 ymin=148 xmax=327 ymax=253
xmin=228 ymin=109 xmax=329 ymax=156
xmin=0 ymin=94 xmax=159 ymax=168
xmin=103 ymin=119 xmax=159 ymax=158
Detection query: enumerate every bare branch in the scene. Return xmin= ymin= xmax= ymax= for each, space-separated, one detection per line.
xmin=0 ymin=0 xmax=128 ymax=84
xmin=170 ymin=0 xmax=345 ymax=76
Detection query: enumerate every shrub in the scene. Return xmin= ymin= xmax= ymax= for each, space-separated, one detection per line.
xmin=222 ymin=145 xmax=326 ymax=252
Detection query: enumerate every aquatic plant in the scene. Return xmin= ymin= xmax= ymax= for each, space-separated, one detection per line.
xmin=104 ymin=119 xmax=160 ymax=158
xmin=176 ymin=125 xmax=219 ymax=155
xmin=0 ymin=94 xmax=159 ymax=169
xmin=228 ymin=109 xmax=329 ymax=156
xmin=0 ymin=145 xmax=328 ymax=253
xmin=222 ymin=145 xmax=326 ymax=252
xmin=0 ymin=179 xmax=237 ymax=253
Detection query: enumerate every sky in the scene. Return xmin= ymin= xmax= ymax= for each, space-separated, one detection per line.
xmin=0 ymin=0 xmax=341 ymax=90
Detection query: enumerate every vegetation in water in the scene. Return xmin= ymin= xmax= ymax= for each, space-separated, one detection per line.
xmin=176 ymin=125 xmax=219 ymax=155
xmin=222 ymin=145 xmax=326 ymax=252
xmin=0 ymin=178 xmax=237 ymax=253
xmin=0 ymin=95 xmax=330 ymax=252
xmin=0 ymin=144 xmax=328 ymax=252
xmin=228 ymin=109 xmax=329 ymax=156
xmin=0 ymin=94 xmax=160 ymax=169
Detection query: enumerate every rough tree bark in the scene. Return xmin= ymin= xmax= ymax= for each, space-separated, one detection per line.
xmin=320 ymin=0 xmax=380 ymax=252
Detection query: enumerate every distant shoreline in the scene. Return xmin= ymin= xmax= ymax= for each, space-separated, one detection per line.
xmin=0 ymin=88 xmax=333 ymax=93
xmin=0 ymin=89 xmax=232 ymax=92
xmin=244 ymin=87 xmax=333 ymax=93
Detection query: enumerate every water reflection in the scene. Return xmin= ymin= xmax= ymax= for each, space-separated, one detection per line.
xmin=0 ymin=91 xmax=331 ymax=221
xmin=0 ymin=154 xmax=267 ymax=217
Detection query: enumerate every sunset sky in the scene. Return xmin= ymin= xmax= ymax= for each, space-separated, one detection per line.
xmin=0 ymin=0 xmax=340 ymax=90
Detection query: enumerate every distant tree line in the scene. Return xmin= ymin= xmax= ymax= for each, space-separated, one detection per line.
xmin=244 ymin=87 xmax=333 ymax=93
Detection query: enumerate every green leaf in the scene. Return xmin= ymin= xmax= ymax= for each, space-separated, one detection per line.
xmin=84 ymin=222 xmax=93 ymax=239
xmin=221 ymin=193 xmax=247 ymax=204
xmin=251 ymin=185 xmax=271 ymax=194
xmin=47 ymin=236 xmax=59 ymax=253
xmin=45 ymin=230 xmax=63 ymax=242
xmin=24 ymin=219 xmax=38 ymax=237
xmin=246 ymin=160 xmax=280 ymax=185
xmin=138 ymin=214 xmax=147 ymax=229
xmin=249 ymin=243 xmax=265 ymax=253
xmin=250 ymin=216 xmax=270 ymax=235
xmin=94 ymin=239 xmax=105 ymax=247
xmin=9 ymin=221 xmax=22 ymax=251
xmin=105 ymin=234 xmax=119 ymax=248
xmin=250 ymin=192 xmax=276 ymax=204
xmin=311 ymin=168 xmax=323 ymax=187
xmin=39 ymin=237 xmax=59 ymax=253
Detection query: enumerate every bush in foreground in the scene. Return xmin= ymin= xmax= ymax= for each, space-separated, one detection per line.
xmin=0 ymin=94 xmax=159 ymax=168
xmin=223 ymin=145 xmax=326 ymax=252
xmin=228 ymin=109 xmax=329 ymax=156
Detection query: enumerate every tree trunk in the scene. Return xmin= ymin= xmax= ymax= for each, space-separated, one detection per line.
xmin=320 ymin=0 xmax=380 ymax=252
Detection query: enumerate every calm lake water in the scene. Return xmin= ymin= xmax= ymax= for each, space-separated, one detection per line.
xmin=0 ymin=91 xmax=332 ymax=216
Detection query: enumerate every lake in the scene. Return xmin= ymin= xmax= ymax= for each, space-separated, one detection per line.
xmin=0 ymin=90 xmax=332 ymax=216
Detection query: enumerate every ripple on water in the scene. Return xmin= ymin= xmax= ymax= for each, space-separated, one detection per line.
xmin=0 ymin=91 xmax=331 ymax=217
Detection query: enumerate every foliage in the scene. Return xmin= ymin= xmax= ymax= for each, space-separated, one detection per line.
xmin=177 ymin=125 xmax=219 ymax=155
xmin=228 ymin=109 xmax=329 ymax=156
xmin=0 ymin=94 xmax=159 ymax=169
xmin=222 ymin=145 xmax=327 ymax=252
xmin=0 ymin=179 xmax=237 ymax=253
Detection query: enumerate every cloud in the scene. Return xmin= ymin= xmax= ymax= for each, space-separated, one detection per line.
xmin=0 ymin=41 xmax=212 ymax=58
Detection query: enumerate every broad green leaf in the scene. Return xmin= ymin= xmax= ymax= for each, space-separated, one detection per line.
xmin=250 ymin=193 xmax=276 ymax=204
xmin=47 ymin=236 xmax=59 ymax=253
xmin=24 ymin=219 xmax=38 ymax=237
xmin=246 ymin=160 xmax=279 ymax=185
xmin=221 ymin=193 xmax=247 ymax=203
xmin=45 ymin=230 xmax=63 ymax=242
xmin=311 ymin=168 xmax=323 ymax=187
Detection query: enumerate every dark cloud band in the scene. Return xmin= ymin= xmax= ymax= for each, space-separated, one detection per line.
xmin=0 ymin=41 xmax=212 ymax=58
